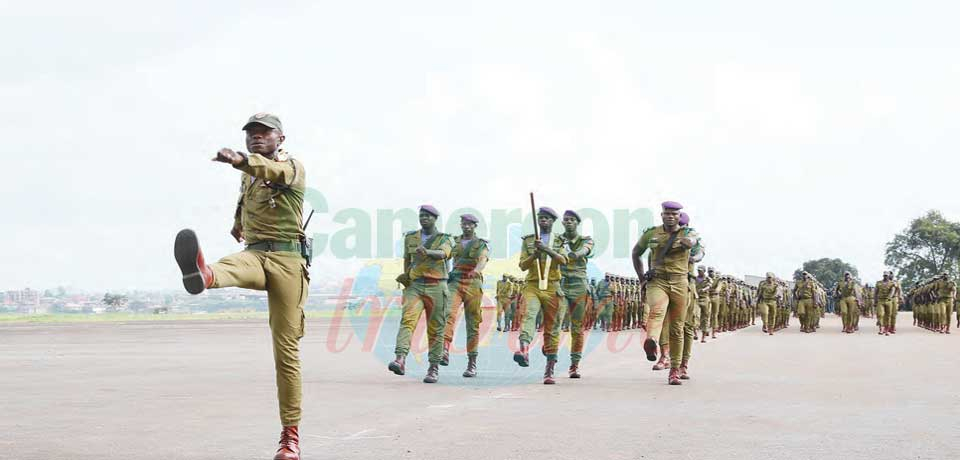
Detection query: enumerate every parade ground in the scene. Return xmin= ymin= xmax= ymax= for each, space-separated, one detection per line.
xmin=2 ymin=312 xmax=956 ymax=460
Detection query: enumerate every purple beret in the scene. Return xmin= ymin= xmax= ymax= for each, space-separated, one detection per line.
xmin=460 ymin=213 xmax=479 ymax=224
xmin=563 ymin=210 xmax=581 ymax=222
xmin=661 ymin=201 xmax=683 ymax=210
xmin=538 ymin=207 xmax=558 ymax=219
xmin=678 ymin=212 xmax=689 ymax=226
xmin=419 ymin=204 xmax=439 ymax=217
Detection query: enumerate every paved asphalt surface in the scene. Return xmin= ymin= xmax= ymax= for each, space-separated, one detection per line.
xmin=2 ymin=312 xmax=957 ymax=460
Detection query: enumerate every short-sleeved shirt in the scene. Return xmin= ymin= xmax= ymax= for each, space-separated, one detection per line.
xmin=520 ymin=233 xmax=563 ymax=283
xmin=404 ymin=230 xmax=453 ymax=280
xmin=634 ymin=226 xmax=697 ymax=275
xmin=557 ymin=233 xmax=594 ymax=281
xmin=449 ymin=236 xmax=489 ymax=278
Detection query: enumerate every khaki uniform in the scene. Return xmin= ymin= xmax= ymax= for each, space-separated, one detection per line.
xmin=519 ymin=233 xmax=565 ymax=360
xmin=636 ymin=226 xmax=697 ymax=369
xmin=443 ymin=236 xmax=489 ymax=357
xmin=757 ymin=280 xmax=779 ymax=333
xmin=695 ymin=275 xmax=713 ymax=334
xmin=208 ymin=151 xmax=308 ymax=426
xmin=836 ymin=279 xmax=860 ymax=332
xmin=394 ymin=230 xmax=453 ymax=364
xmin=556 ymin=233 xmax=595 ymax=362
xmin=875 ymin=279 xmax=897 ymax=329
xmin=495 ymin=278 xmax=511 ymax=330
xmin=794 ymin=278 xmax=816 ymax=331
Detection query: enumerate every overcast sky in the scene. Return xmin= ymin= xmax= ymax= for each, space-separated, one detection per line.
xmin=3 ymin=1 xmax=959 ymax=292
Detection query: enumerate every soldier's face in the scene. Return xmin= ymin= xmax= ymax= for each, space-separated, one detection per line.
xmin=419 ymin=211 xmax=436 ymax=229
xmin=245 ymin=125 xmax=284 ymax=155
xmin=538 ymin=215 xmax=555 ymax=232
xmin=460 ymin=220 xmax=477 ymax=236
xmin=562 ymin=216 xmax=579 ymax=232
xmin=661 ymin=209 xmax=680 ymax=227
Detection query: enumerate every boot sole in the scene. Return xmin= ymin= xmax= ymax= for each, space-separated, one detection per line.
xmin=387 ymin=362 xmax=405 ymax=375
xmin=643 ymin=338 xmax=658 ymax=362
xmin=513 ymin=353 xmax=529 ymax=367
xmin=174 ymin=229 xmax=205 ymax=295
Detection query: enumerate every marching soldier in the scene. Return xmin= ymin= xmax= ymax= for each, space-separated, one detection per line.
xmin=174 ymin=113 xmax=309 ymax=460
xmin=632 ymin=201 xmax=700 ymax=386
xmin=496 ymin=274 xmax=511 ymax=332
xmin=514 ymin=207 xmax=569 ymax=385
xmin=757 ymin=273 xmax=779 ymax=336
xmin=708 ymin=268 xmax=723 ymax=339
xmin=441 ymin=214 xmax=489 ymax=377
xmin=794 ymin=272 xmax=817 ymax=333
xmin=695 ymin=266 xmax=713 ymax=342
xmin=875 ymin=271 xmax=897 ymax=336
xmin=834 ymin=272 xmax=861 ymax=334
xmin=934 ymin=273 xmax=955 ymax=333
xmin=597 ymin=274 xmax=613 ymax=331
xmin=556 ymin=210 xmax=595 ymax=378
xmin=388 ymin=205 xmax=453 ymax=384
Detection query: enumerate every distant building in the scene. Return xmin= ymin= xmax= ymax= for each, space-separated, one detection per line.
xmin=6 ymin=288 xmax=40 ymax=306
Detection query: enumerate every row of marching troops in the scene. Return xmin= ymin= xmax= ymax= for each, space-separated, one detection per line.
xmin=388 ymin=201 xmax=711 ymax=385
xmin=907 ymin=272 xmax=956 ymax=334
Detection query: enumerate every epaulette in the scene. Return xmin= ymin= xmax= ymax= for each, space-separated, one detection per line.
xmin=522 ymin=233 xmax=536 ymax=240
xmin=478 ymin=237 xmax=489 ymax=244
xmin=642 ymin=226 xmax=657 ymax=234
xmin=404 ymin=230 xmax=418 ymax=236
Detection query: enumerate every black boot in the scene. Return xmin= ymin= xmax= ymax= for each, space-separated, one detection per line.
xmin=513 ymin=342 xmax=530 ymax=367
xmin=462 ymin=355 xmax=477 ymax=378
xmin=543 ymin=360 xmax=557 ymax=385
xmin=423 ymin=363 xmax=439 ymax=384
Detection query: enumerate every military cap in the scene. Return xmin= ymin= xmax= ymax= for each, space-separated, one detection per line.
xmin=563 ymin=210 xmax=581 ymax=222
xmin=460 ymin=213 xmax=479 ymax=224
xmin=766 ymin=272 xmax=775 ymax=277
xmin=242 ymin=112 xmax=283 ymax=132
xmin=678 ymin=212 xmax=690 ymax=226
xmin=538 ymin=207 xmax=559 ymax=219
xmin=419 ymin=204 xmax=440 ymax=217
xmin=661 ymin=201 xmax=683 ymax=210
xmin=698 ymin=266 xmax=706 ymax=271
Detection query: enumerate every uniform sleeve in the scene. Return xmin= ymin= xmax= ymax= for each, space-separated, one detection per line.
xmin=519 ymin=237 xmax=535 ymax=271
xmin=438 ymin=235 xmax=453 ymax=259
xmin=236 ymin=155 xmax=303 ymax=188
xmin=477 ymin=241 xmax=490 ymax=261
xmin=633 ymin=230 xmax=652 ymax=258
xmin=582 ymin=237 xmax=595 ymax=259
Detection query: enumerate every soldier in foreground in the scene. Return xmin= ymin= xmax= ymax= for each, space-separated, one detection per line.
xmin=875 ymin=271 xmax=897 ymax=336
xmin=388 ymin=205 xmax=453 ymax=383
xmin=834 ymin=272 xmax=861 ymax=334
xmin=632 ymin=201 xmax=699 ymax=386
xmin=441 ymin=214 xmax=489 ymax=377
xmin=556 ymin=210 xmax=595 ymax=378
xmin=515 ymin=207 xmax=568 ymax=384
xmin=757 ymin=273 xmax=780 ymax=336
xmin=174 ymin=113 xmax=309 ymax=460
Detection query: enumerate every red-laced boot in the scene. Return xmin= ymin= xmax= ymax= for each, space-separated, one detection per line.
xmin=679 ymin=360 xmax=691 ymax=380
xmin=273 ymin=426 xmax=300 ymax=460
xmin=543 ymin=360 xmax=557 ymax=385
xmin=174 ymin=229 xmax=214 ymax=295
xmin=652 ymin=345 xmax=669 ymax=371
xmin=668 ymin=367 xmax=682 ymax=385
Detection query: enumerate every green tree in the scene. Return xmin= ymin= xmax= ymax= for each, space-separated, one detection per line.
xmin=884 ymin=210 xmax=960 ymax=289
xmin=793 ymin=258 xmax=859 ymax=289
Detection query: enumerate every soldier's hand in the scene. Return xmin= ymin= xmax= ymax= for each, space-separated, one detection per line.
xmin=679 ymin=237 xmax=694 ymax=249
xmin=567 ymin=251 xmax=577 ymax=261
xmin=230 ymin=225 xmax=244 ymax=243
xmin=213 ymin=148 xmax=245 ymax=165
xmin=534 ymin=240 xmax=546 ymax=252
xmin=415 ymin=245 xmax=428 ymax=256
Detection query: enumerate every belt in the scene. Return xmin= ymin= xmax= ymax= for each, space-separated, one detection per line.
xmin=653 ymin=272 xmax=687 ymax=281
xmin=246 ymin=240 xmax=301 ymax=253
xmin=413 ymin=277 xmax=444 ymax=285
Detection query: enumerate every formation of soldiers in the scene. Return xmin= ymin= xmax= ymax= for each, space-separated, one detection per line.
xmin=495 ymin=275 xmax=524 ymax=332
xmin=907 ymin=272 xmax=955 ymax=334
xmin=598 ymin=275 xmax=643 ymax=332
